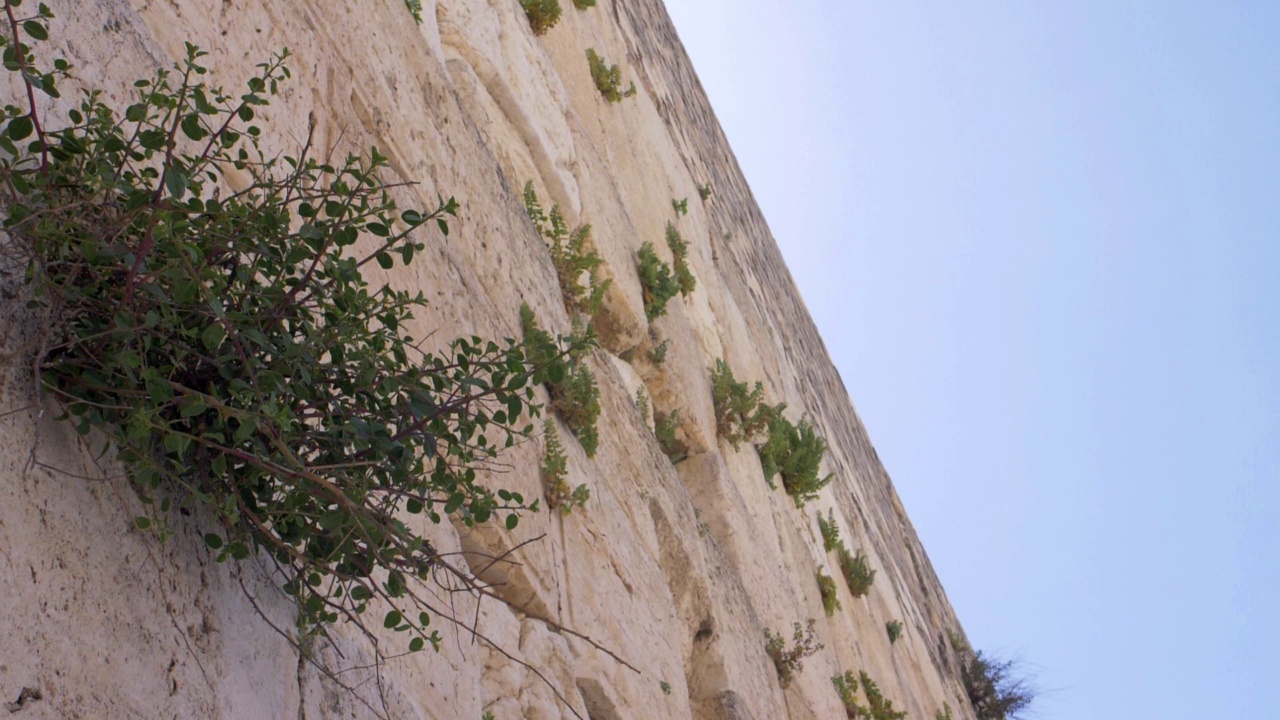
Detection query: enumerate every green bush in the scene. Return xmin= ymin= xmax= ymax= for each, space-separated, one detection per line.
xmin=665 ymin=221 xmax=696 ymax=296
xmin=636 ymin=241 xmax=681 ymax=320
xmin=697 ymin=183 xmax=713 ymax=201
xmin=758 ymin=411 xmax=832 ymax=507
xmin=521 ymin=181 xmax=611 ymax=319
xmin=654 ymin=408 xmax=688 ymax=464
xmin=541 ymin=421 xmax=588 ymax=515
xmin=520 ymin=0 xmax=562 ymax=35
xmin=672 ymin=197 xmax=688 ymax=216
xmin=833 ymin=670 xmax=907 ymax=720
xmin=586 ymin=48 xmax=636 ymax=103
xmin=837 ymin=547 xmax=876 ymax=598
xmin=817 ymin=568 xmax=841 ymax=616
xmin=0 ymin=25 xmax=566 ymax=656
xmin=709 ymin=359 xmax=770 ymax=449
xmin=763 ymin=620 xmax=823 ymax=689
xmin=886 ymin=620 xmax=903 ymax=644
xmin=647 ymin=337 xmax=670 ymax=365
xmin=936 ymin=704 xmax=954 ymax=720
xmin=520 ymin=305 xmax=601 ymax=456
xmin=817 ymin=509 xmax=842 ymax=553
xmin=960 ymin=649 xmax=1036 ymax=720
xmin=404 ymin=0 xmax=423 ymax=23
xmin=572 ymin=0 xmax=595 ymax=7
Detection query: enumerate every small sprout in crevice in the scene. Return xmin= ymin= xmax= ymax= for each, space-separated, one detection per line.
xmin=833 ymin=670 xmax=906 ymax=720
xmin=837 ymin=546 xmax=876 ymax=598
xmin=659 ymin=680 xmax=672 ymax=695
xmin=672 ymin=197 xmax=688 ymax=216
xmin=764 ymin=620 xmax=823 ymax=689
xmin=665 ymin=221 xmax=696 ymax=296
xmin=520 ymin=0 xmax=563 ymax=35
xmin=586 ymin=48 xmax=636 ymax=103
xmin=572 ymin=0 xmax=596 ymax=7
xmin=698 ymin=183 xmax=713 ymax=201
xmin=647 ymin=338 xmax=670 ymax=366
xmin=935 ymin=704 xmax=954 ymax=720
xmin=886 ymin=620 xmax=904 ymax=644
xmin=635 ymin=385 xmax=651 ymax=425
xmin=818 ymin=508 xmax=842 ymax=553
xmin=542 ymin=421 xmax=588 ymax=515
xmin=636 ymin=241 xmax=680 ymax=320
xmin=403 ymin=0 xmax=424 ymax=23
xmin=482 ymin=712 xmax=496 ymax=720
xmin=817 ymin=568 xmax=841 ymax=617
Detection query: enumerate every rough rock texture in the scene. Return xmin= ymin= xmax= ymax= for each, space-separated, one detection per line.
xmin=0 ymin=1 xmax=973 ymax=718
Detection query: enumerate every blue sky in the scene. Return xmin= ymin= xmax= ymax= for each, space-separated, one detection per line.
xmin=666 ymin=2 xmax=1278 ymax=718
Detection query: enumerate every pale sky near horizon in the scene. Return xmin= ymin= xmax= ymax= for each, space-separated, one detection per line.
xmin=665 ymin=2 xmax=1278 ymax=718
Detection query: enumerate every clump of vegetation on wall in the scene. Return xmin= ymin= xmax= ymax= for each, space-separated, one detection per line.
xmin=522 ymin=181 xmax=611 ymax=321
xmin=764 ymin=620 xmax=823 ymax=689
xmin=671 ymin=197 xmax=688 ymax=216
xmin=837 ymin=546 xmax=876 ymax=598
xmin=647 ymin=337 xmax=670 ymax=366
xmin=886 ymin=620 xmax=904 ymax=644
xmin=665 ymin=221 xmax=696 ymax=296
xmin=758 ymin=411 xmax=832 ymax=507
xmin=541 ymin=421 xmax=588 ymax=514
xmin=635 ymin=386 xmax=651 ymax=425
xmin=817 ymin=568 xmax=841 ymax=616
xmin=0 ymin=18 xmax=576 ymax=663
xmin=521 ymin=305 xmax=601 ymax=456
xmin=403 ymin=0 xmax=423 ymax=23
xmin=586 ymin=48 xmax=636 ymax=103
xmin=698 ymin=183 xmax=713 ymax=201
xmin=832 ymin=670 xmax=907 ymax=720
xmin=709 ymin=359 xmax=772 ymax=449
xmin=959 ymin=648 xmax=1037 ymax=720
xmin=636 ymin=241 xmax=681 ymax=320
xmin=818 ymin=508 xmax=842 ymax=552
xmin=654 ymin=408 xmax=689 ymax=464
xmin=521 ymin=0 xmax=563 ymax=35
xmin=572 ymin=0 xmax=596 ymax=8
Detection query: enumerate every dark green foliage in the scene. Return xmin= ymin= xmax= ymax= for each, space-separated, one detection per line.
xmin=520 ymin=305 xmax=601 ymax=456
xmin=586 ymin=48 xmax=636 ymax=103
xmin=520 ymin=0 xmax=562 ymax=35
xmin=757 ymin=411 xmax=832 ymax=507
xmin=960 ymin=650 xmax=1036 ymax=720
xmin=763 ymin=620 xmax=823 ymax=689
xmin=647 ymin=338 xmax=669 ymax=365
xmin=0 ymin=27 xmax=564 ymax=657
xmin=832 ymin=670 xmax=907 ymax=720
xmin=672 ymin=197 xmax=688 ymax=216
xmin=404 ymin=0 xmax=423 ymax=23
xmin=817 ymin=568 xmax=841 ymax=616
xmin=665 ymin=221 xmax=696 ymax=296
xmin=521 ymin=181 xmax=611 ymax=319
xmin=572 ymin=0 xmax=596 ymax=7
xmin=817 ymin=509 xmax=842 ymax=553
xmin=697 ymin=183 xmax=713 ymax=201
xmin=659 ymin=680 xmax=672 ymax=695
xmin=837 ymin=546 xmax=876 ymax=598
xmin=654 ymin=408 xmax=688 ymax=464
xmin=541 ymin=421 xmax=588 ymax=515
xmin=886 ymin=620 xmax=903 ymax=644
xmin=635 ymin=386 xmax=651 ymax=425
xmin=636 ymin=241 xmax=680 ymax=320
xmin=709 ymin=359 xmax=770 ymax=449
xmin=936 ymin=704 xmax=954 ymax=720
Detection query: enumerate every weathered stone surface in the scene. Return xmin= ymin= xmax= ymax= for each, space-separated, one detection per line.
xmin=0 ymin=1 xmax=974 ymax=718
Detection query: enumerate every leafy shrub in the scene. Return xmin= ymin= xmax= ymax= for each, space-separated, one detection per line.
xmin=817 ymin=509 xmax=842 ymax=553
xmin=672 ymin=197 xmax=688 ymax=216
xmin=635 ymin=386 xmax=651 ymax=425
xmin=635 ymin=241 xmax=681 ymax=320
xmin=837 ymin=547 xmax=876 ymax=598
xmin=886 ymin=620 xmax=903 ymax=644
xmin=832 ymin=670 xmax=907 ymax=720
xmin=960 ymin=650 xmax=1036 ymax=720
xmin=572 ymin=0 xmax=595 ymax=7
xmin=758 ymin=411 xmax=832 ymax=507
xmin=404 ymin=0 xmax=423 ymax=23
xmin=0 ymin=25 xmax=563 ymax=657
xmin=586 ymin=48 xmax=636 ymax=103
xmin=709 ymin=359 xmax=770 ymax=449
xmin=541 ymin=421 xmax=588 ymax=515
xmin=522 ymin=182 xmax=611 ymax=320
xmin=647 ymin=338 xmax=670 ymax=366
xmin=698 ymin=183 xmax=713 ymax=201
xmin=520 ymin=305 xmax=601 ymax=456
xmin=936 ymin=704 xmax=954 ymax=720
xmin=763 ymin=620 xmax=823 ymax=689
xmin=654 ymin=408 xmax=688 ymax=464
xmin=665 ymin=221 xmax=696 ymax=296
xmin=520 ymin=0 xmax=562 ymax=35
xmin=817 ymin=568 xmax=841 ymax=616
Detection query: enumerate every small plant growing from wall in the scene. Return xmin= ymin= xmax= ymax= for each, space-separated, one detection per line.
xmin=654 ymin=408 xmax=689 ymax=464
xmin=672 ymin=197 xmax=688 ymax=216
xmin=959 ymin=648 xmax=1037 ymax=720
xmin=833 ymin=670 xmax=907 ymax=720
xmin=572 ymin=0 xmax=596 ymax=7
xmin=636 ymin=242 xmax=681 ymax=320
xmin=635 ymin=386 xmax=652 ymax=425
xmin=758 ymin=411 xmax=833 ymax=507
xmin=521 ymin=305 xmax=602 ymax=456
xmin=817 ymin=568 xmax=841 ymax=616
xmin=541 ymin=421 xmax=589 ymax=514
xmin=837 ymin=547 xmax=876 ymax=598
xmin=709 ymin=359 xmax=771 ymax=449
xmin=520 ymin=0 xmax=563 ymax=35
xmin=522 ymin=181 xmax=611 ymax=321
xmin=764 ymin=620 xmax=823 ymax=689
xmin=886 ymin=620 xmax=904 ymax=644
xmin=647 ymin=337 xmax=670 ymax=366
xmin=659 ymin=680 xmax=672 ymax=695
xmin=665 ymin=221 xmax=697 ymax=296
xmin=586 ymin=48 xmax=636 ymax=103
xmin=698 ymin=183 xmax=713 ymax=201
xmin=935 ymin=704 xmax=954 ymax=720
xmin=818 ymin=509 xmax=842 ymax=553
xmin=403 ymin=0 xmax=424 ymax=23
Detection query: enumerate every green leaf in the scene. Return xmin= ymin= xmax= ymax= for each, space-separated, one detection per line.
xmin=134 ymin=516 xmax=152 ymax=530
xmin=204 ymin=533 xmax=224 ymax=549
xmin=443 ymin=492 xmax=465 ymax=514
xmin=505 ymin=514 xmax=519 ymax=530
xmin=164 ymin=167 xmax=187 ymax=199
xmin=7 ymin=115 xmax=33 ymax=141
xmin=409 ymin=637 xmax=425 ymax=652
xmin=375 ymin=252 xmax=393 ymax=270
xmin=383 ymin=610 xmax=402 ymax=629
xmin=22 ymin=21 xmax=48 ymax=41
xmin=201 ymin=323 xmax=225 ymax=351
xmin=180 ymin=113 xmax=205 ymax=140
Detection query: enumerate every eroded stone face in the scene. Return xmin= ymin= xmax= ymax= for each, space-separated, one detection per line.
xmin=0 ymin=1 xmax=971 ymax=718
